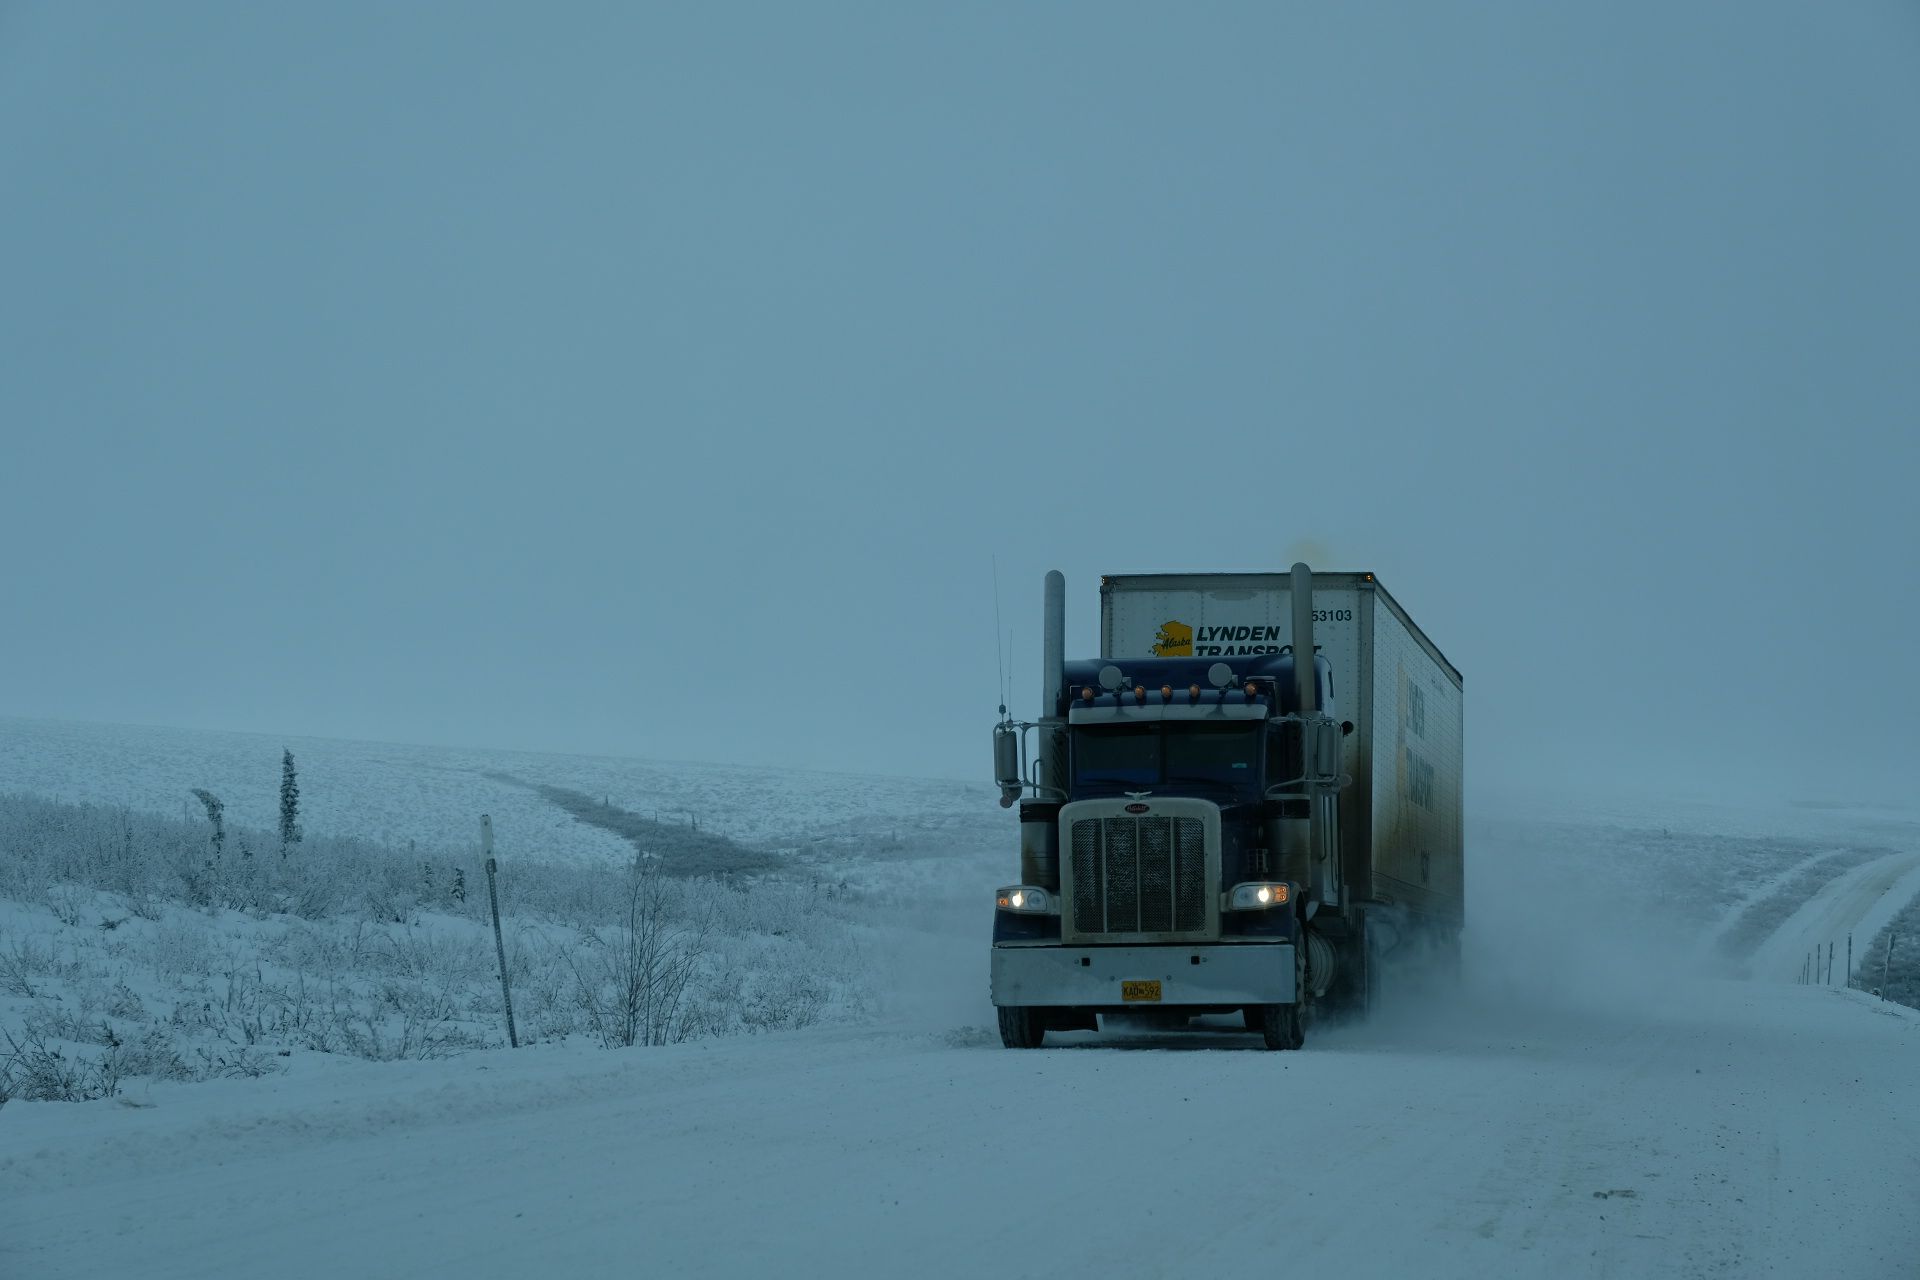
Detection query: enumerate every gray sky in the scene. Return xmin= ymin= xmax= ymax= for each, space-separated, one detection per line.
xmin=3 ymin=3 xmax=1915 ymax=803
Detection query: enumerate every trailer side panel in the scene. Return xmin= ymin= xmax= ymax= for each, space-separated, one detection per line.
xmin=1366 ymin=591 xmax=1465 ymax=928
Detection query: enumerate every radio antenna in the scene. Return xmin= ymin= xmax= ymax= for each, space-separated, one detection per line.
xmin=992 ymin=555 xmax=1008 ymax=716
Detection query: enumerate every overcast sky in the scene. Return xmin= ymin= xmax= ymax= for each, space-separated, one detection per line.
xmin=3 ymin=3 xmax=1915 ymax=805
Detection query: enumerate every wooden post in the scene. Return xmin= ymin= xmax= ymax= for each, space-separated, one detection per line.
xmin=483 ymin=815 xmax=519 ymax=1048
xmin=1826 ymin=941 xmax=1834 ymax=986
xmin=1846 ymin=934 xmax=1853 ymax=990
xmin=1885 ymin=934 xmax=1897 ymax=1002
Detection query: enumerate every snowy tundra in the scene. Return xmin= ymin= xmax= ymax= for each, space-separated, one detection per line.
xmin=1 ymin=718 xmax=1917 ymax=1279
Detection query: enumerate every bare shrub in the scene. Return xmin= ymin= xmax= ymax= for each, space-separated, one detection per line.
xmin=565 ymin=869 xmax=713 ymax=1048
xmin=146 ymin=920 xmax=219 ymax=981
xmin=328 ymin=993 xmax=492 ymax=1060
xmin=43 ymin=884 xmax=88 ymax=928
xmin=0 ymin=937 xmax=52 ymax=998
xmin=507 ymin=933 xmax=582 ymax=1043
xmin=679 ymin=968 xmax=744 ymax=1041
xmin=21 ymin=1004 xmax=113 ymax=1045
xmin=104 ymin=1025 xmax=194 ymax=1083
xmin=194 ymin=1044 xmax=284 ymax=1079
xmin=106 ymin=981 xmax=148 ymax=1021
xmin=122 ymin=890 xmax=165 ymax=922
xmin=742 ymin=969 xmax=829 ymax=1033
xmin=0 ymin=933 xmax=96 ymax=1000
xmin=0 ymin=1024 xmax=120 ymax=1102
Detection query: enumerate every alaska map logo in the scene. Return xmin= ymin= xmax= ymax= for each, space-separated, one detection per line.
xmin=1153 ymin=620 xmax=1285 ymax=657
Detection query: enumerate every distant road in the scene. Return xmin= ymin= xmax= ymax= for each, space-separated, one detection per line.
xmin=482 ymin=771 xmax=785 ymax=875
xmin=1748 ymin=851 xmax=1920 ymax=983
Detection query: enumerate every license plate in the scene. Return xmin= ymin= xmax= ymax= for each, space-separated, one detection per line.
xmin=1121 ymin=980 xmax=1162 ymax=1003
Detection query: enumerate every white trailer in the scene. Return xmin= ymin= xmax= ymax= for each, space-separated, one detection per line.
xmin=1100 ymin=570 xmax=1465 ymax=930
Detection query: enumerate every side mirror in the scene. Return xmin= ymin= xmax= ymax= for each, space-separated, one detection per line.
xmin=993 ymin=724 xmax=1022 ymax=808
xmin=1312 ymin=721 xmax=1343 ymax=780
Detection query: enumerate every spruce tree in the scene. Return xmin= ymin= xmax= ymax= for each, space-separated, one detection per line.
xmin=279 ymin=749 xmax=302 ymax=857
xmin=190 ymin=789 xmax=225 ymax=858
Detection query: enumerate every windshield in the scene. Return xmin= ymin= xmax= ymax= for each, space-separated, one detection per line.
xmin=1071 ymin=723 xmax=1261 ymax=793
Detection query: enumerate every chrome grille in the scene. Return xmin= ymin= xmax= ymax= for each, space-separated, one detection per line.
xmin=1070 ymin=820 xmax=1103 ymax=930
xmin=1175 ymin=819 xmax=1205 ymax=928
xmin=1068 ymin=815 xmax=1208 ymax=937
xmin=1139 ymin=819 xmax=1171 ymax=932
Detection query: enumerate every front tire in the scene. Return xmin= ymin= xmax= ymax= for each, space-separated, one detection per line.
xmin=1257 ymin=942 xmax=1309 ymax=1050
xmin=997 ymin=1005 xmax=1046 ymax=1049
xmin=1258 ymin=1002 xmax=1304 ymax=1050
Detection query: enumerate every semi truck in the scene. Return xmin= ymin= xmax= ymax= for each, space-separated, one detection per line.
xmin=989 ymin=564 xmax=1463 ymax=1049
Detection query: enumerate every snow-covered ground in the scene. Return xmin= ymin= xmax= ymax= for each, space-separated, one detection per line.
xmin=0 ymin=715 xmax=1010 ymax=867
xmin=3 ymin=718 xmax=1919 ymax=1278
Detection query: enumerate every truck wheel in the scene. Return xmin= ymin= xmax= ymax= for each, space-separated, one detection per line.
xmin=1259 ymin=944 xmax=1309 ymax=1049
xmin=1259 ymin=1003 xmax=1304 ymax=1050
xmin=997 ymin=1005 xmax=1046 ymax=1049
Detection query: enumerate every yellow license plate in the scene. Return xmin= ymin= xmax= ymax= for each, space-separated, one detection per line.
xmin=1121 ymin=980 xmax=1162 ymax=1003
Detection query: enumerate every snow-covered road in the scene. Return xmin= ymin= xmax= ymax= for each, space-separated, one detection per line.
xmin=5 ymin=966 xmax=1916 ymax=1279
xmin=1749 ymin=851 xmax=1920 ymax=983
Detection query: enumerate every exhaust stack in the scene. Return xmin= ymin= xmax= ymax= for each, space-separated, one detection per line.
xmin=1038 ymin=570 xmax=1067 ymax=799
xmin=1290 ymin=562 xmax=1316 ymax=717
xmin=1292 ymin=561 xmax=1331 ymax=909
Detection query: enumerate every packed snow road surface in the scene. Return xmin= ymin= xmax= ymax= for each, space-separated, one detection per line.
xmin=4 ymin=977 xmax=1915 ymax=1279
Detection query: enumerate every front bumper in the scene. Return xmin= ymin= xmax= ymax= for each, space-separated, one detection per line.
xmin=990 ymin=941 xmax=1296 ymax=1009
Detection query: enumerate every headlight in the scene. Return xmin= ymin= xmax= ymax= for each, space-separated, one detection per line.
xmin=1226 ymin=881 xmax=1291 ymax=911
xmin=995 ymin=885 xmax=1054 ymax=914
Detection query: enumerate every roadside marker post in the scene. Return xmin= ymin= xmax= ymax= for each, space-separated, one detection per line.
xmin=483 ymin=815 xmax=519 ymax=1049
